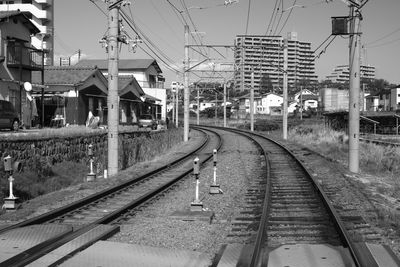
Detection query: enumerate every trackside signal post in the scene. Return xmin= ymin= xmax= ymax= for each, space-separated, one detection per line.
xmin=3 ymin=155 xmax=20 ymax=210
xmin=209 ymin=149 xmax=221 ymax=194
xmin=191 ymin=157 xmax=203 ymax=211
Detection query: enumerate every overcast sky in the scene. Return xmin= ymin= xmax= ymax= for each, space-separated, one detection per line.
xmin=54 ymin=0 xmax=400 ymax=86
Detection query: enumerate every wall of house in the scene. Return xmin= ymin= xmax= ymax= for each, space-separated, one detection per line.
xmin=143 ymin=87 xmax=166 ymax=120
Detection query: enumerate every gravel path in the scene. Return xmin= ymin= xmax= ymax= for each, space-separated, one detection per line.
xmin=108 ymin=128 xmax=260 ymax=261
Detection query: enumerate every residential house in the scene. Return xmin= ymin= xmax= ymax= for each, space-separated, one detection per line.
xmin=260 ymin=93 xmax=283 ymax=115
xmin=32 ymin=66 xmax=146 ymax=126
xmin=390 ymin=87 xmax=400 ymax=111
xmin=32 ymin=66 xmax=108 ymax=126
xmin=237 ymin=93 xmax=262 ymax=118
xmin=0 ymin=11 xmax=44 ymax=127
xmin=76 ymin=59 xmax=167 ymax=120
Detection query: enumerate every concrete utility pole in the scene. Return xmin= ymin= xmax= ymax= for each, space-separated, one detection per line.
xmin=223 ymin=82 xmax=227 ymax=127
xmin=250 ymin=68 xmax=254 ymax=132
xmin=283 ymin=38 xmax=288 ymax=140
xmin=196 ymin=84 xmax=200 ymax=125
xmin=107 ymin=0 xmax=120 ymax=177
xmin=183 ymin=25 xmax=190 ymax=142
xmin=348 ymin=0 xmax=361 ymax=173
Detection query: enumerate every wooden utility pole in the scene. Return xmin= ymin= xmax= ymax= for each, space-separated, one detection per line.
xmin=107 ymin=0 xmax=120 ymax=177
xmin=348 ymin=0 xmax=361 ymax=173
xmin=183 ymin=25 xmax=190 ymax=141
xmin=283 ymin=38 xmax=288 ymax=140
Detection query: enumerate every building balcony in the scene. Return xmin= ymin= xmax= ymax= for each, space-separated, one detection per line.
xmin=7 ymin=42 xmax=46 ymax=71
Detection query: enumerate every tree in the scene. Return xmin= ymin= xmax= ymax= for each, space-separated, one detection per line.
xmin=259 ymin=73 xmax=273 ymax=94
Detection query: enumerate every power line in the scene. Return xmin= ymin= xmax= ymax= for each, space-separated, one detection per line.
xmin=244 ymin=0 xmax=252 ymax=35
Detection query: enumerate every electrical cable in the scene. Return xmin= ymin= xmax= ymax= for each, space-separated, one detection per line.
xmin=244 ymin=0 xmax=252 ymax=35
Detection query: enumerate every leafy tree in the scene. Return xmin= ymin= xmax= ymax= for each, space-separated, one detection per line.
xmin=259 ymin=73 xmax=273 ymax=94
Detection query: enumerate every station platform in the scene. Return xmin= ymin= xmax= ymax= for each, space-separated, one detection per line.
xmin=217 ymin=243 xmax=400 ymax=267
xmin=0 ymin=224 xmax=399 ymax=266
xmin=59 ymin=241 xmax=212 ymax=267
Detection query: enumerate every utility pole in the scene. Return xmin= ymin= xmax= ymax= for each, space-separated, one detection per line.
xmin=196 ymin=84 xmax=200 ymax=125
xmin=348 ymin=0 xmax=361 ymax=173
xmin=215 ymin=91 xmax=218 ymax=125
xmin=300 ymin=86 xmax=303 ymax=120
xmin=250 ymin=68 xmax=254 ymax=132
xmin=183 ymin=25 xmax=190 ymax=142
xmin=175 ymin=85 xmax=179 ymax=127
xmin=283 ymin=38 xmax=288 ymax=140
xmin=223 ymin=82 xmax=227 ymax=127
xmin=107 ymin=0 xmax=120 ymax=177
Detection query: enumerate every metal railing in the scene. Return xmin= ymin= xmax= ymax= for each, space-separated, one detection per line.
xmin=7 ymin=42 xmax=46 ymax=70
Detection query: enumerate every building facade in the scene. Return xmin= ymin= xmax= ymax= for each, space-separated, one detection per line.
xmin=0 ymin=0 xmax=54 ymax=65
xmin=0 ymin=11 xmax=43 ymax=127
xmin=326 ymin=64 xmax=376 ymax=83
xmin=234 ymin=32 xmax=317 ymax=92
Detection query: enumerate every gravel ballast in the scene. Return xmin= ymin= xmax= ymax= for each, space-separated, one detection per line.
xmin=0 ymin=128 xmax=400 ymax=263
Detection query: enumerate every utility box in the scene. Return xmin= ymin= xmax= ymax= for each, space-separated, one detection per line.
xmin=332 ymin=17 xmax=349 ymax=35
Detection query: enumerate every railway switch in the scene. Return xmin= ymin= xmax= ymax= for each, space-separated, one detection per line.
xmin=210 ymin=149 xmax=221 ymax=194
xmin=191 ymin=157 xmax=203 ymax=211
xmin=86 ymin=144 xmax=97 ymax=182
xmin=3 ymin=155 xmax=19 ymax=210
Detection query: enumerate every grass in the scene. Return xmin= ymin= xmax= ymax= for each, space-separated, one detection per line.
xmin=288 ymin=121 xmax=400 ymax=237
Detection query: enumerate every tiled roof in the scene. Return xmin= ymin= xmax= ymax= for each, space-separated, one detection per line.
xmin=32 ymin=66 xmax=100 ymax=85
xmin=118 ymin=76 xmax=145 ymax=98
xmin=0 ymin=11 xmax=40 ymax=34
xmin=76 ymin=59 xmax=162 ymax=73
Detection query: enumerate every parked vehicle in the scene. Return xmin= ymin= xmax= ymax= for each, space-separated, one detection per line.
xmin=0 ymin=100 xmax=19 ymax=131
xmin=138 ymin=114 xmax=158 ymax=130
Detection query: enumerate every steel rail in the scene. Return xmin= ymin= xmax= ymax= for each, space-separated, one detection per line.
xmin=0 ymin=129 xmax=210 ymax=234
xmin=199 ymin=125 xmax=364 ymax=267
xmin=1 ymin=128 xmax=224 ymax=267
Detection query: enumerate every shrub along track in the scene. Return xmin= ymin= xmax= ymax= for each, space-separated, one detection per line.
xmin=0 ymin=128 xmax=222 ymax=267
xmin=200 ymin=126 xmax=381 ymax=267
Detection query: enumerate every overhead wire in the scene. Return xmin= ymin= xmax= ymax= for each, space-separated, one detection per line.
xmin=119 ymin=7 xmax=182 ymax=73
xmin=244 ymin=0 xmax=252 ymax=35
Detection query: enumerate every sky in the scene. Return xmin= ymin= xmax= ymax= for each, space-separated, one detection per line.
xmin=54 ymin=0 xmax=400 ymax=87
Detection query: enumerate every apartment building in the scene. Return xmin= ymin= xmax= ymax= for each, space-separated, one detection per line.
xmin=0 ymin=0 xmax=54 ymax=65
xmin=234 ymin=32 xmax=317 ymax=92
xmin=326 ymin=64 xmax=376 ymax=83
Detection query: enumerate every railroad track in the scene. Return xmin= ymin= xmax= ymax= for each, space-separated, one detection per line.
xmin=0 ymin=128 xmax=222 ymax=267
xmin=198 ymin=126 xmax=368 ymax=267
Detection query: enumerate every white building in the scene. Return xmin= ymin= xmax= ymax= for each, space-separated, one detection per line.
xmin=0 ymin=0 xmax=54 ymax=65
xmin=326 ymin=65 xmax=376 ymax=83
xmin=260 ymin=93 xmax=283 ymax=114
xmin=234 ymin=32 xmax=318 ymax=91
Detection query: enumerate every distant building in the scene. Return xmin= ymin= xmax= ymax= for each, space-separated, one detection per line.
xmin=234 ymin=32 xmax=317 ymax=92
xmin=0 ymin=0 xmax=54 ymax=65
xmin=326 ymin=65 xmax=375 ymax=83
xmin=320 ymin=88 xmax=350 ymax=112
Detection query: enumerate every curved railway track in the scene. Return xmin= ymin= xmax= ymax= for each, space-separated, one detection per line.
xmin=199 ymin=126 xmax=364 ymax=267
xmin=0 ymin=127 xmax=222 ymax=267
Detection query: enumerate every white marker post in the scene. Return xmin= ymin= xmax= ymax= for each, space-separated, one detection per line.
xmin=190 ymin=157 xmax=203 ymax=211
xmin=3 ymin=155 xmax=18 ymax=210
xmin=86 ymin=144 xmax=96 ymax=182
xmin=210 ymin=149 xmax=221 ymax=194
